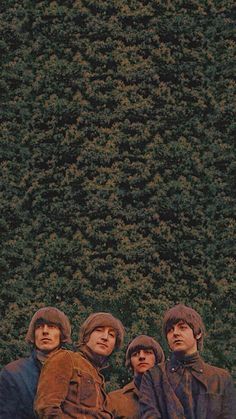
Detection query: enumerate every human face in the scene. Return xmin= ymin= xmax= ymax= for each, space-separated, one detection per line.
xmin=34 ymin=322 xmax=61 ymax=353
xmin=167 ymin=320 xmax=201 ymax=355
xmin=131 ymin=348 xmax=156 ymax=374
xmin=86 ymin=326 xmax=116 ymax=356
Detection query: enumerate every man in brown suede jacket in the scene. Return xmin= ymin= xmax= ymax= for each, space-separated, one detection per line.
xmin=140 ymin=304 xmax=236 ymax=419
xmin=35 ymin=312 xmax=125 ymax=418
xmin=108 ymin=335 xmax=165 ymax=419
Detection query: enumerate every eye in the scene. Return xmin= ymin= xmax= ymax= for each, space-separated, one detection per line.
xmin=108 ymin=328 xmax=116 ymax=338
xmin=35 ymin=324 xmax=42 ymax=330
xmin=131 ymin=351 xmax=138 ymax=358
xmin=180 ymin=324 xmax=187 ymax=330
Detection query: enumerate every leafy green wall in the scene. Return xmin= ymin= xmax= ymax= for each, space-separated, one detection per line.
xmin=0 ymin=0 xmax=235 ymax=387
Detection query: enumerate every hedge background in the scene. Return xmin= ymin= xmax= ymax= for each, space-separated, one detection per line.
xmin=0 ymin=0 xmax=235 ymax=388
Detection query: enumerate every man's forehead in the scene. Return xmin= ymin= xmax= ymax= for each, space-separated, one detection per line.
xmin=35 ymin=318 xmax=59 ymax=326
xmin=106 ymin=326 xmax=116 ymax=332
xmin=131 ymin=346 xmax=154 ymax=354
xmin=95 ymin=325 xmax=116 ymax=331
xmin=175 ymin=320 xmax=188 ymax=326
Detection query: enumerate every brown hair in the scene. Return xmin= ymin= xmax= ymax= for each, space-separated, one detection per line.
xmin=78 ymin=312 xmax=125 ymax=349
xmin=163 ymin=304 xmax=205 ymax=351
xmin=125 ymin=335 xmax=165 ymax=369
xmin=25 ymin=307 xmax=72 ymax=344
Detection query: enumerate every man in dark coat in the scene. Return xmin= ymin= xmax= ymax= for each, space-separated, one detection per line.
xmin=108 ymin=335 xmax=165 ymax=419
xmin=140 ymin=304 xmax=236 ymax=419
xmin=0 ymin=306 xmax=72 ymax=419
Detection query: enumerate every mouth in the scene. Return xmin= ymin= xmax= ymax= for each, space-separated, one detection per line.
xmin=138 ymin=363 xmax=149 ymax=367
xmin=97 ymin=343 xmax=108 ymax=348
xmin=41 ymin=338 xmax=51 ymax=343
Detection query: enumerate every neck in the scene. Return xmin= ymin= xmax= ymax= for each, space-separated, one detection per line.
xmin=175 ymin=350 xmax=198 ymax=358
xmin=172 ymin=351 xmax=200 ymax=365
xmin=36 ymin=350 xmax=50 ymax=364
xmin=79 ymin=344 xmax=108 ymax=369
xmin=35 ymin=347 xmax=60 ymax=364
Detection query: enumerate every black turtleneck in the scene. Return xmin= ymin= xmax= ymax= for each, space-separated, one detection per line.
xmin=172 ymin=351 xmax=201 ymax=367
xmin=78 ymin=344 xmax=109 ymax=370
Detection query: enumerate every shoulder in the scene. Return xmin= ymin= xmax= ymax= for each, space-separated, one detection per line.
xmin=45 ymin=348 xmax=74 ymax=363
xmin=0 ymin=354 xmax=40 ymax=394
xmin=122 ymin=381 xmax=136 ymax=393
xmin=0 ymin=355 xmax=36 ymax=377
xmin=109 ymin=381 xmax=135 ymax=397
xmin=202 ymin=361 xmax=233 ymax=380
xmin=108 ymin=381 xmax=139 ymax=416
xmin=43 ymin=350 xmax=91 ymax=371
xmin=42 ymin=349 xmax=75 ymax=373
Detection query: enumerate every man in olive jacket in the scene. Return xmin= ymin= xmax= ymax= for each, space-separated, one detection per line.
xmin=35 ymin=312 xmax=125 ymax=418
xmin=140 ymin=304 xmax=236 ymax=419
xmin=108 ymin=335 xmax=165 ymax=419
xmin=0 ymin=306 xmax=72 ymax=419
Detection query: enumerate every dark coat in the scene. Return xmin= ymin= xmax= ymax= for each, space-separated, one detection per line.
xmin=140 ymin=357 xmax=236 ymax=419
xmin=0 ymin=351 xmax=41 ymax=419
xmin=108 ymin=380 xmax=140 ymax=419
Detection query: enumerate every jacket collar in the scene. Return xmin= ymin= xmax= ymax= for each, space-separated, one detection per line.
xmin=79 ymin=344 xmax=109 ymax=369
xmin=122 ymin=380 xmax=139 ymax=397
xmin=169 ymin=351 xmax=202 ymax=372
xmin=169 ymin=352 xmax=208 ymax=389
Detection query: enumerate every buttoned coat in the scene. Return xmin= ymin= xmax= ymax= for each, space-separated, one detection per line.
xmin=108 ymin=380 xmax=140 ymax=418
xmin=139 ymin=358 xmax=236 ymax=419
xmin=35 ymin=348 xmax=112 ymax=419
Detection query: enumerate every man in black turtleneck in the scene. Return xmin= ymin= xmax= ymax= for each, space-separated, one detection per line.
xmin=140 ymin=304 xmax=236 ymax=419
xmin=0 ymin=307 xmax=72 ymax=419
xmin=35 ymin=312 xmax=125 ymax=418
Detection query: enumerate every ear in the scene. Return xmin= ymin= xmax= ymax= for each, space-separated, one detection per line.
xmin=196 ymin=332 xmax=202 ymax=340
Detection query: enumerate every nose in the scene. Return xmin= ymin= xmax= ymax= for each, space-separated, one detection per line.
xmin=138 ymin=350 xmax=146 ymax=360
xmin=42 ymin=324 xmax=49 ymax=334
xmin=100 ymin=330 xmax=109 ymax=340
xmin=172 ymin=326 xmax=180 ymax=336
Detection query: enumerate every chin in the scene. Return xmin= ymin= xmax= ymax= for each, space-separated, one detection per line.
xmin=173 ymin=345 xmax=185 ymax=351
xmin=40 ymin=345 xmax=57 ymax=352
xmin=38 ymin=347 xmax=51 ymax=353
xmin=101 ymin=350 xmax=112 ymax=356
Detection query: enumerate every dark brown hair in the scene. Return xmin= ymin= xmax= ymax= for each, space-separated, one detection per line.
xmin=163 ymin=304 xmax=205 ymax=351
xmin=25 ymin=307 xmax=72 ymax=344
xmin=125 ymin=335 xmax=165 ymax=369
xmin=78 ymin=312 xmax=125 ymax=350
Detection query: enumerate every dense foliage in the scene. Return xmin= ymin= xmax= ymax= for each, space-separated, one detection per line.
xmin=0 ymin=0 xmax=235 ymax=387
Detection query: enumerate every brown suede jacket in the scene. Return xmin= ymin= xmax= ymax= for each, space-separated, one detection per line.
xmin=108 ymin=380 xmax=140 ymax=419
xmin=35 ymin=348 xmax=112 ymax=419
